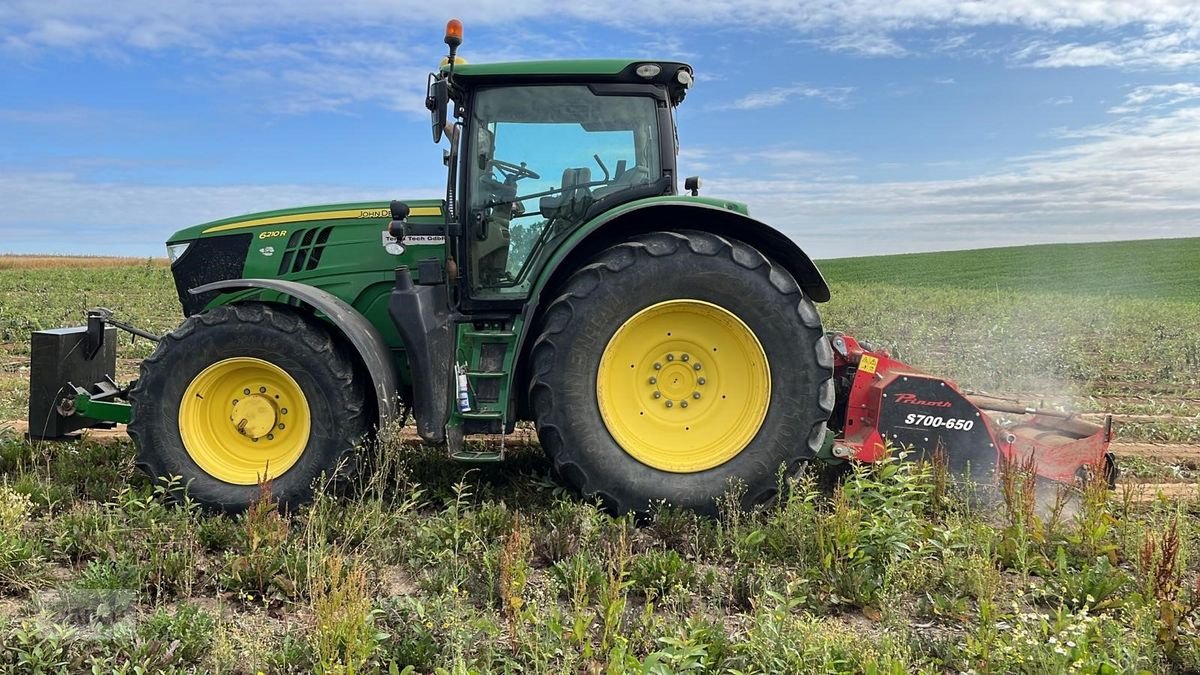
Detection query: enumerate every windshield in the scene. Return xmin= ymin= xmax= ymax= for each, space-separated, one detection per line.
xmin=466 ymin=85 xmax=661 ymax=297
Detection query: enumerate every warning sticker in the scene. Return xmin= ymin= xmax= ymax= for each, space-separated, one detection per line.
xmin=859 ymin=355 xmax=879 ymax=374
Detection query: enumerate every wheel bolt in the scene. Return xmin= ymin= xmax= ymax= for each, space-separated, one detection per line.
xmin=259 ymin=386 xmax=267 ymax=393
xmin=665 ymin=401 xmax=673 ymax=408
xmin=653 ymin=392 xmax=662 ymax=399
xmin=232 ymin=399 xmax=238 ymax=405
xmin=252 ymin=438 xmax=259 ymax=443
xmin=681 ymin=354 xmax=689 ymax=362
xmin=698 ymin=378 xmax=706 ymax=385
xmin=648 ymin=377 xmax=657 ymax=385
xmin=653 ymin=363 xmax=662 ymax=370
xmin=666 ymin=354 xmax=674 ymax=362
xmin=278 ymin=423 xmax=285 ymax=430
xmin=267 ymin=433 xmax=274 ymax=440
xmin=244 ymin=388 xmax=251 ymax=395
xmin=281 ymin=408 xmax=288 ymax=415
xmin=693 ymin=363 xmax=701 ymax=371
xmin=680 ymin=401 xmax=688 ymax=408
xmin=693 ymin=392 xmax=701 ymax=399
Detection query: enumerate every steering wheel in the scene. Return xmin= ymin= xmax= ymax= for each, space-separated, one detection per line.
xmin=491 ymin=159 xmax=541 ymax=182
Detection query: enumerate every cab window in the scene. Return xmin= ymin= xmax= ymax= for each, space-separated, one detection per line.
xmin=466 ymin=85 xmax=661 ymax=298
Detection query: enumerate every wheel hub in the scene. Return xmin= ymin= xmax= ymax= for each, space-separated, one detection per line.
xmin=178 ymin=357 xmax=310 ymax=485
xmin=596 ymin=299 xmax=771 ymax=473
xmin=653 ymin=357 xmax=700 ymax=402
xmin=230 ymin=394 xmax=277 ymax=439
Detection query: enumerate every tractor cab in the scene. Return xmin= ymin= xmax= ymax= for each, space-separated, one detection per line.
xmin=407 ymin=20 xmax=695 ymax=307
xmin=461 ymin=81 xmax=670 ymax=299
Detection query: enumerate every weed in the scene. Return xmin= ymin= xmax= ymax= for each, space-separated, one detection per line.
xmin=629 ymin=549 xmax=696 ymax=596
xmin=1137 ymin=512 xmax=1192 ymax=653
xmin=310 ymin=554 xmax=382 ymax=674
xmin=0 ymin=485 xmax=46 ymax=592
xmin=549 ymin=550 xmax=606 ymax=607
xmin=65 ymin=557 xmax=142 ymax=624
xmin=139 ymin=602 xmax=217 ymax=663
xmin=496 ymin=514 xmax=530 ymax=643
xmin=0 ymin=618 xmax=80 ymax=673
xmin=220 ymin=480 xmax=297 ymax=601
xmin=1036 ymin=548 xmax=1130 ymax=611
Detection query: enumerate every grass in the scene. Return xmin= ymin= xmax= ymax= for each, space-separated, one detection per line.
xmin=1 ymin=433 xmax=1199 ymax=672
xmin=819 ymin=236 xmax=1200 ymax=300
xmin=0 ymin=239 xmax=1197 ymax=671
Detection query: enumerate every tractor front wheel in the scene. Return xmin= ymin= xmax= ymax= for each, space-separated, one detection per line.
xmin=128 ymin=304 xmax=369 ymax=512
xmin=529 ymin=231 xmax=834 ymax=515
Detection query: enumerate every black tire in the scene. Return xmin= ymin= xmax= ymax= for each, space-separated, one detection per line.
xmin=528 ymin=231 xmax=835 ymax=515
xmin=128 ymin=303 xmax=369 ymax=512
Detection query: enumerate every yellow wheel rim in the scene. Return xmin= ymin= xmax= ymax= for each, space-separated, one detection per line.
xmin=596 ymin=299 xmax=771 ymax=472
xmin=178 ymin=357 xmax=311 ymax=485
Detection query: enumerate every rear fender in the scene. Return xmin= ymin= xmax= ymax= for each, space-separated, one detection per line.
xmin=512 ymin=199 xmax=830 ymax=416
xmin=190 ymin=279 xmax=398 ymax=425
xmin=536 ymin=200 xmax=830 ymax=304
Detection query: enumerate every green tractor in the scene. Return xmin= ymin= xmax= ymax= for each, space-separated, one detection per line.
xmin=29 ymin=21 xmax=834 ymax=515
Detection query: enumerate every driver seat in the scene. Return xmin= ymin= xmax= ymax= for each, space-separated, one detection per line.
xmin=539 ymin=168 xmax=592 ymax=222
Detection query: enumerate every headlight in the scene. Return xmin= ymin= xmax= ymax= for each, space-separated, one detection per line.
xmin=166 ymin=242 xmax=191 ymax=263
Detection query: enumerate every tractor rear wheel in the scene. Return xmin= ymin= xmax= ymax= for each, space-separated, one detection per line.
xmin=529 ymin=231 xmax=834 ymax=515
xmin=128 ymin=303 xmax=368 ymax=512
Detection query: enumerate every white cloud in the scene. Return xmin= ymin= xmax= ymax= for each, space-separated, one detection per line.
xmin=1016 ymin=31 xmax=1200 ymax=70
xmin=1109 ymin=82 xmax=1200 ymax=113
xmin=699 ymin=103 xmax=1200 ymax=257
xmin=4 ymin=1 xmax=1200 ymax=65
xmin=0 ymin=171 xmax=440 ymax=255
xmin=3 ymin=103 xmax=1200 ymax=258
xmin=933 ymin=33 xmax=974 ymax=52
xmin=717 ymin=84 xmax=854 ymax=111
xmin=1045 ymin=95 xmax=1074 ymax=105
xmin=809 ymin=32 xmax=908 ymax=58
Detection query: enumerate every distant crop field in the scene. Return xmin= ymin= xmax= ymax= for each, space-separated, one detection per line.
xmin=820 ymin=236 xmax=1200 ymax=300
xmin=0 ymin=255 xmax=168 ymax=271
xmin=1 ymin=242 xmax=1199 ymax=673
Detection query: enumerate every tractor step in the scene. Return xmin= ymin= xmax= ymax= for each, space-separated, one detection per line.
xmin=460 ymin=410 xmax=504 ymax=420
xmin=466 ymin=371 xmax=505 ymax=379
xmin=450 ymin=447 xmax=506 ymax=463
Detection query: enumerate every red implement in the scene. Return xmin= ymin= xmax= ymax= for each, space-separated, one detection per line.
xmin=827 ymin=333 xmax=1115 ymax=487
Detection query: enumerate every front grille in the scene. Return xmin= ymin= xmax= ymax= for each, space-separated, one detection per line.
xmin=277 ymin=227 xmax=333 ymax=275
xmin=171 ymin=233 xmax=252 ymax=316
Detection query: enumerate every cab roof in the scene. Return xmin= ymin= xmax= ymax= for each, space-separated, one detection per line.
xmin=445 ymin=59 xmax=694 ymax=103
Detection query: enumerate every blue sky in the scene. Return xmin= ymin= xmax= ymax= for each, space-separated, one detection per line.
xmin=1 ymin=1 xmax=1198 ymax=258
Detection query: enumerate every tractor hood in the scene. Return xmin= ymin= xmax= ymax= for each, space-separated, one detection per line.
xmin=167 ymin=199 xmax=444 ymax=245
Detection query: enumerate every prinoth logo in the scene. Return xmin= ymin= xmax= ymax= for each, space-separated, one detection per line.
xmin=893 ymin=393 xmax=953 ymax=408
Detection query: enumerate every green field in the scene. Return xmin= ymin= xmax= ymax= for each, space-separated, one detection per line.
xmin=0 ymin=240 xmax=1199 ymax=673
xmin=820 ymin=237 xmax=1200 ymax=300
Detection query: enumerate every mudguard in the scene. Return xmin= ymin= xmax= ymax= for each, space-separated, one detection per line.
xmin=531 ymin=199 xmax=831 ymax=305
xmin=190 ymin=279 xmax=399 ymax=425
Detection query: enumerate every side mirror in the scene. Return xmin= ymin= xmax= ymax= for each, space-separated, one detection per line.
xmin=426 ymin=74 xmax=449 ymax=143
xmin=388 ymin=201 xmax=410 ymax=239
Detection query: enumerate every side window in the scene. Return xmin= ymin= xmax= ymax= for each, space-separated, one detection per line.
xmin=467 ymin=86 xmax=660 ymax=300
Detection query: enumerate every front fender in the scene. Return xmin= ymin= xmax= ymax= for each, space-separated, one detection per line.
xmin=190 ymin=279 xmax=398 ymax=425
